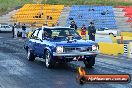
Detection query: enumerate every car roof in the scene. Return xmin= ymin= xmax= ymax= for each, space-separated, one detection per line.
xmin=42 ymin=26 xmax=71 ymax=30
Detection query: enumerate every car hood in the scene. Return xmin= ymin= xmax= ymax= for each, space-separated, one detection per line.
xmin=51 ymin=39 xmax=96 ymax=47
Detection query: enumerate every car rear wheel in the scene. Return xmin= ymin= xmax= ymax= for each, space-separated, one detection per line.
xmin=84 ymin=57 xmax=95 ymax=68
xmin=45 ymin=50 xmax=56 ymax=69
xmin=27 ymin=50 xmax=35 ymax=61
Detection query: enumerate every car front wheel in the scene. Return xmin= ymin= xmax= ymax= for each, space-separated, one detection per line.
xmin=84 ymin=57 xmax=95 ymax=68
xmin=27 ymin=49 xmax=35 ymax=61
xmin=45 ymin=50 xmax=56 ymax=69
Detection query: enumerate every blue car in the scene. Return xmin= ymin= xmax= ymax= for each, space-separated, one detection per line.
xmin=24 ymin=26 xmax=99 ymax=69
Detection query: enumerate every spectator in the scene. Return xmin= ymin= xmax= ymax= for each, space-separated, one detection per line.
xmin=50 ymin=16 xmax=53 ymax=20
xmin=88 ymin=22 xmax=96 ymax=41
xmin=43 ymin=23 xmax=48 ymax=26
xmin=12 ymin=23 xmax=16 ymax=38
xmin=14 ymin=23 xmax=19 ymax=38
xmin=88 ymin=8 xmax=95 ymax=11
xmin=47 ymin=16 xmax=49 ymax=20
xmin=52 ymin=24 xmax=55 ymax=27
xmin=81 ymin=24 xmax=87 ymax=40
xmin=92 ymin=8 xmax=95 ymax=11
xmin=78 ymin=14 xmax=83 ymax=19
xmin=101 ymin=10 xmax=109 ymax=15
xmin=56 ymin=21 xmax=59 ymax=26
xmin=22 ymin=24 xmax=26 ymax=39
xmin=38 ymin=14 xmax=42 ymax=18
xmin=69 ymin=17 xmax=73 ymax=20
xmin=70 ymin=21 xmax=78 ymax=30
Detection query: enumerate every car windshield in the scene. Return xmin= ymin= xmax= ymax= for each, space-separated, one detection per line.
xmin=42 ymin=28 xmax=81 ymax=40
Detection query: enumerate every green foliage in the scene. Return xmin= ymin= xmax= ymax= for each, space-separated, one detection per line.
xmin=0 ymin=0 xmax=33 ymax=15
xmin=0 ymin=0 xmax=132 ymax=15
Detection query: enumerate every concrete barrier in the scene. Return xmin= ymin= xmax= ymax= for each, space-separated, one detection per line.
xmin=116 ymin=36 xmax=132 ymax=40
xmin=121 ymin=32 xmax=132 ymax=37
xmin=109 ymin=34 xmax=117 ymax=43
xmin=98 ymin=42 xmax=124 ymax=56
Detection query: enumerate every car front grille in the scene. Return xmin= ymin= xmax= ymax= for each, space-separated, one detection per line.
xmin=64 ymin=47 xmax=92 ymax=52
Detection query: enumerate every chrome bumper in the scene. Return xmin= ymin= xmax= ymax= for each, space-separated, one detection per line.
xmin=53 ymin=51 xmax=99 ymax=56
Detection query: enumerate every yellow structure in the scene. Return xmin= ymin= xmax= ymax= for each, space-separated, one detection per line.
xmin=11 ymin=4 xmax=64 ymax=27
xmin=121 ymin=32 xmax=132 ymax=37
xmin=98 ymin=42 xmax=124 ymax=56
xmin=116 ymin=36 xmax=132 ymax=40
xmin=109 ymin=34 xmax=117 ymax=43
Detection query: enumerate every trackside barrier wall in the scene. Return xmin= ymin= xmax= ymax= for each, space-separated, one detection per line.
xmin=98 ymin=42 xmax=124 ymax=56
xmin=109 ymin=34 xmax=117 ymax=43
xmin=121 ymin=32 xmax=132 ymax=37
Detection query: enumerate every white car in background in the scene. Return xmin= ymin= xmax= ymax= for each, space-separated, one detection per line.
xmin=0 ymin=23 xmax=12 ymax=32
xmin=96 ymin=27 xmax=119 ymax=36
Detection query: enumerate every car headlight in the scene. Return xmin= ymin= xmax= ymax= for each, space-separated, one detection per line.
xmin=56 ymin=46 xmax=63 ymax=53
xmin=92 ymin=45 xmax=98 ymax=51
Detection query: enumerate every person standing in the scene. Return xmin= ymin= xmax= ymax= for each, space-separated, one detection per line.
xmin=70 ymin=21 xmax=78 ymax=30
xmin=12 ymin=23 xmax=16 ymax=38
xmin=88 ymin=22 xmax=96 ymax=41
xmin=56 ymin=21 xmax=59 ymax=26
xmin=81 ymin=24 xmax=87 ymax=40
xmin=22 ymin=24 xmax=26 ymax=39
xmin=14 ymin=23 xmax=19 ymax=38
xmin=52 ymin=24 xmax=55 ymax=27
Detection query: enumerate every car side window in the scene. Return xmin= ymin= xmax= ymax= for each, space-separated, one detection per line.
xmin=38 ymin=30 xmax=43 ymax=40
xmin=43 ymin=29 xmax=52 ymax=38
xmin=1 ymin=26 xmax=4 ymax=28
xmin=31 ymin=30 xmax=39 ymax=39
xmin=5 ymin=26 xmax=10 ymax=28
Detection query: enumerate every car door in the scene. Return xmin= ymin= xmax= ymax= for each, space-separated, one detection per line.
xmin=5 ymin=26 xmax=12 ymax=31
xmin=29 ymin=30 xmax=39 ymax=55
xmin=0 ymin=26 xmax=5 ymax=31
xmin=33 ymin=29 xmax=44 ymax=57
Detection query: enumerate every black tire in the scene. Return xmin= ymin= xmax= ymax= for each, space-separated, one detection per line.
xmin=24 ymin=46 xmax=28 ymax=53
xmin=84 ymin=57 xmax=95 ymax=68
xmin=45 ymin=50 xmax=56 ymax=69
xmin=27 ymin=49 xmax=35 ymax=61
